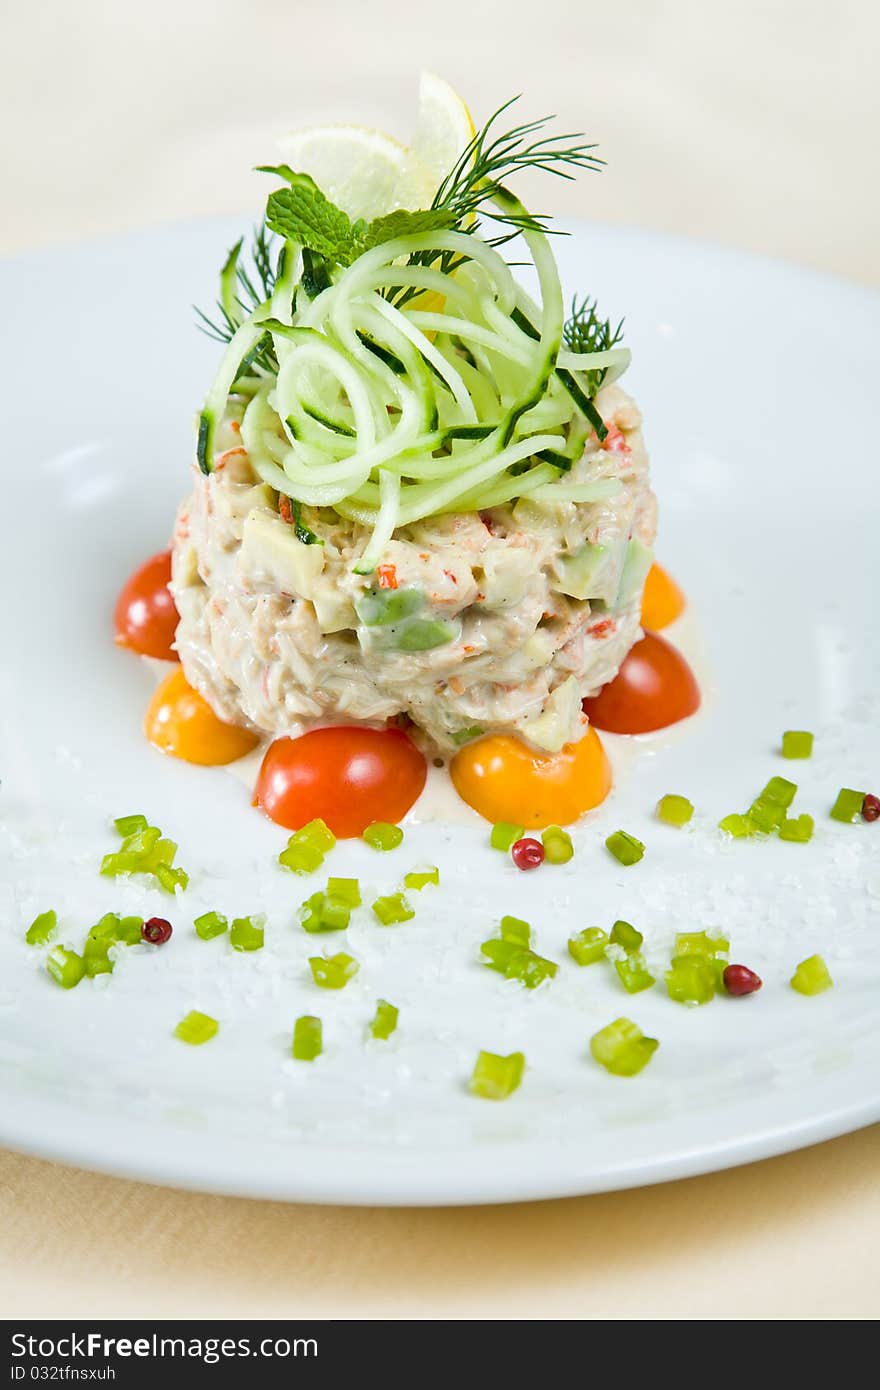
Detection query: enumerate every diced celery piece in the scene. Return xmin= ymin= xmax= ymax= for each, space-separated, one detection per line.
xmin=605 ymin=830 xmax=645 ymax=866
xmin=656 ymin=793 xmax=694 ymax=827
xmin=830 ymin=788 xmax=866 ymax=824
xmin=614 ymin=952 xmax=655 ymax=994
xmin=117 ymin=915 xmax=144 ymax=945
xmin=88 ymin=913 xmax=120 ymax=941
xmin=666 ymin=954 xmax=716 ymax=1005
xmin=790 ymin=954 xmax=833 ymax=995
xmin=292 ymin=1014 xmax=323 ymax=1060
xmin=609 ymin=919 xmax=643 ymax=953
xmin=309 ymin=952 xmax=359 ymax=989
xmin=370 ymin=999 xmax=399 ymax=1040
xmin=568 ymin=927 xmax=608 ymax=966
xmin=590 ymin=1018 xmax=659 ymax=1076
xmin=779 ymin=813 xmax=814 ymax=843
xmin=481 ymin=939 xmax=524 ymax=973
xmin=718 ymin=813 xmax=754 ymax=838
xmin=144 ymin=837 xmax=177 ymax=869
xmin=541 ymin=825 xmax=574 ymax=864
xmin=781 ymin=730 xmax=813 ymax=759
xmin=490 ymin=822 xmax=524 ymax=852
xmin=371 ymin=893 xmax=414 ymax=925
xmin=500 ymin=915 xmax=531 ymax=946
xmin=362 ymin=821 xmax=404 ymax=851
xmin=747 ymin=797 xmax=785 ymax=834
xmin=175 ymin=1010 xmax=219 ymax=1045
xmin=26 ymin=910 xmax=57 ymax=946
xmin=508 ymin=951 xmax=557 ymax=989
xmin=299 ymin=819 xmax=336 ymax=853
xmin=470 ymin=1050 xmax=525 ymax=1100
xmin=404 ymin=867 xmax=440 ymax=891
xmin=194 ymin=910 xmax=228 ymax=940
xmin=279 ymin=819 xmax=336 ymax=872
xmin=230 ymin=915 xmax=264 ymax=951
xmin=83 ymin=937 xmax=114 ymax=978
xmin=326 ymin=877 xmax=361 ymax=907
xmin=46 ymin=946 xmax=85 ymax=990
xmin=675 ymin=931 xmax=729 ymax=959
xmin=114 ymin=813 xmax=149 ymax=836
xmin=155 ymin=863 xmax=188 ymax=894
xmin=761 ymin=776 xmax=797 ymax=809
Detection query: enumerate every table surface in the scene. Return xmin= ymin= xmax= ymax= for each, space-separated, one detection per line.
xmin=2 ymin=0 xmax=878 ymax=1320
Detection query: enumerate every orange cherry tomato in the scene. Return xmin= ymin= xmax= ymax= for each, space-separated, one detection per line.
xmin=255 ymin=726 xmax=427 ymax=837
xmin=450 ymin=726 xmax=612 ymax=828
xmin=114 ymin=550 xmax=180 ymax=661
xmin=582 ymin=631 xmax=700 ymax=734
xmin=145 ymin=668 xmax=261 ymax=765
xmin=640 ymin=562 xmax=686 ymax=631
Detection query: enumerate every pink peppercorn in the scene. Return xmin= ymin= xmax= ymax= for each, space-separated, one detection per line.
xmin=861 ymin=794 xmax=880 ymax=823
xmin=511 ymin=837 xmax=545 ymax=870
xmin=723 ymin=963 xmax=762 ymax=996
xmin=142 ymin=917 xmax=173 ymax=945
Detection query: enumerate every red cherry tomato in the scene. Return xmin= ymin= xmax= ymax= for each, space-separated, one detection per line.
xmin=255 ymin=726 xmax=427 ymax=837
xmin=582 ymin=631 xmax=700 ymax=734
xmin=114 ymin=550 xmax=180 ymax=661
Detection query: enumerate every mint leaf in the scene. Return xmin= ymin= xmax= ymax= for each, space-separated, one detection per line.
xmin=361 ymin=207 xmax=457 ymax=250
xmin=265 ymin=178 xmax=356 ymax=262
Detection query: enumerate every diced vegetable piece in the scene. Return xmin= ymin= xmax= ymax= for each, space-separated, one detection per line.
xmin=481 ymin=939 xmax=524 ymax=973
xmin=88 ymin=913 xmax=120 ymax=941
xmin=114 ymin=813 xmax=149 ymax=836
xmin=26 ymin=910 xmax=57 ymax=946
xmin=404 ymin=867 xmax=440 ymax=890
xmin=309 ymin=952 xmax=359 ymax=989
xmin=605 ymin=830 xmax=645 ymax=866
xmin=194 ymin=910 xmax=228 ymax=940
xmin=362 ymin=821 xmax=404 ymax=851
xmin=718 ymin=813 xmax=755 ymax=838
xmin=326 ymin=877 xmax=362 ymax=908
xmin=230 ymin=915 xmax=265 ymax=951
xmin=590 ymin=1018 xmax=659 ymax=1076
xmin=541 ymin=825 xmax=574 ymax=864
xmin=675 ymin=931 xmax=729 ymax=959
xmin=760 ymin=776 xmax=798 ymax=809
xmin=747 ymin=797 xmax=785 ymax=834
xmin=395 ymin=618 xmax=456 ymax=652
xmin=371 ymin=892 xmax=415 ymax=925
xmin=370 ymin=999 xmax=399 ymax=1040
xmin=500 ymin=915 xmax=531 ymax=946
xmin=782 ymin=730 xmax=813 ymax=759
xmin=568 ymin=927 xmax=608 ymax=966
xmin=830 ymin=788 xmax=867 ymax=824
xmin=508 ymin=951 xmax=557 ymax=989
xmin=175 ymin=1010 xmax=219 ymax=1045
xmin=790 ymin=954 xmax=833 ymax=995
xmin=779 ymin=814 xmax=814 ymax=843
xmin=279 ymin=818 xmax=336 ymax=873
xmin=117 ymin=915 xmax=145 ymax=945
xmin=46 ymin=946 xmax=85 ymax=990
xmin=470 ymin=1050 xmax=525 ymax=1100
xmin=666 ymin=954 xmax=716 ymax=1005
xmin=656 ymin=793 xmax=694 ymax=827
xmin=299 ymin=891 xmax=350 ymax=933
xmin=83 ymin=937 xmax=115 ymax=977
xmin=356 ymin=585 xmax=424 ymax=626
xmin=452 ymin=726 xmax=485 ymax=746
xmin=614 ymin=952 xmax=655 ymax=994
xmin=292 ymin=1014 xmax=323 ymax=1060
xmin=609 ymin=919 xmax=643 ymax=953
xmin=490 ymin=821 xmax=524 ymax=852
xmin=155 ymin=863 xmax=189 ymax=894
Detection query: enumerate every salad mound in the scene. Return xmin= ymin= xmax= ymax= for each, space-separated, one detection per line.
xmin=171 ymin=80 xmax=656 ymax=755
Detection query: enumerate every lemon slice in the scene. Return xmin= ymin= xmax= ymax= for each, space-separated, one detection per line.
xmin=409 ymin=72 xmax=475 ymax=203
xmin=274 ymin=125 xmax=411 ymax=221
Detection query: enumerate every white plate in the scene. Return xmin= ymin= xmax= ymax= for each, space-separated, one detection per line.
xmin=1 ymin=221 xmax=877 ymax=1205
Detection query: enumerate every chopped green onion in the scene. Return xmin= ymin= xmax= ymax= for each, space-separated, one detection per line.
xmin=614 ymin=952 xmax=655 ymax=994
xmin=541 ymin=825 xmax=574 ymax=864
xmin=230 ymin=915 xmax=265 ymax=951
xmin=790 ymin=954 xmax=833 ymax=995
xmin=299 ymin=891 xmax=351 ymax=933
xmin=490 ymin=821 xmax=524 ymax=852
xmin=371 ymin=892 xmax=415 ymax=926
xmin=194 ymin=910 xmax=228 ymax=940
xmin=362 ymin=821 xmax=404 ymax=851
xmin=326 ymin=877 xmax=361 ymax=907
xmin=309 ymin=951 xmax=359 ymax=989
xmin=609 ymin=919 xmax=643 ymax=953
xmin=469 ymin=1049 xmax=525 ymax=1100
xmin=605 ymin=830 xmax=645 ymax=866
xmin=656 ymin=794 xmax=694 ymax=827
xmin=779 ymin=813 xmax=815 ymax=843
xmin=292 ymin=1014 xmax=322 ymax=1060
xmin=718 ymin=812 xmax=754 ymax=838
xmin=279 ymin=818 xmax=336 ymax=873
xmin=761 ymin=776 xmax=798 ymax=809
xmin=675 ymin=931 xmax=729 ymax=959
xmin=46 ymin=946 xmax=85 ymax=990
xmin=102 ymin=821 xmax=189 ymax=892
xmin=25 ymin=909 xmax=57 ymax=946
xmin=113 ymin=813 xmax=149 ymax=836
xmin=830 ymin=788 xmax=867 ymax=824
xmin=782 ymin=730 xmax=814 ymax=759
xmin=174 ymin=1010 xmax=219 ymax=1045
xmin=665 ymin=954 xmax=716 ymax=1005
xmin=500 ymin=915 xmax=531 ymax=946
xmin=590 ymin=1017 xmax=659 ymax=1076
xmin=568 ymin=926 xmax=608 ymax=966
xmin=83 ymin=937 xmax=115 ymax=978
xmin=370 ymin=999 xmax=399 ymax=1040
xmin=404 ymin=866 xmax=440 ymax=890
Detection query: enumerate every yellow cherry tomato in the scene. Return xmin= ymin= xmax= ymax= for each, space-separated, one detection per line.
xmin=450 ymin=726 xmax=612 ymax=828
xmin=144 ymin=668 xmax=261 ymax=765
xmin=641 ymin=562 xmax=686 ymax=631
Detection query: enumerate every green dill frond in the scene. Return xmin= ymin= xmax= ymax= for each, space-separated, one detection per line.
xmin=563 ymin=295 xmax=624 ymax=395
xmin=195 ymin=225 xmax=280 ymax=374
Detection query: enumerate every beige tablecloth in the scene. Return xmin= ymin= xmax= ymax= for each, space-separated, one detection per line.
xmin=1 ymin=0 xmax=878 ymax=1320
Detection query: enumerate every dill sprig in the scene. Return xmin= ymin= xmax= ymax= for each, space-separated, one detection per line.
xmin=563 ymin=295 xmax=624 ymax=396
xmin=195 ymin=224 xmax=280 ymax=373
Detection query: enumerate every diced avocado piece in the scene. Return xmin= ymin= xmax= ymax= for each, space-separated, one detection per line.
xmin=479 ymin=549 xmax=534 ymax=608
xmin=240 ymin=507 xmax=324 ymax=598
xmin=356 ymin=586 xmax=425 ymax=626
xmin=312 ymin=588 xmax=356 ymax=634
xmin=395 ymin=619 xmax=456 ymax=652
xmin=616 ymin=538 xmax=654 ymax=608
xmin=516 ymin=676 xmax=581 ymax=753
xmin=553 ymin=541 xmax=609 ymax=601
